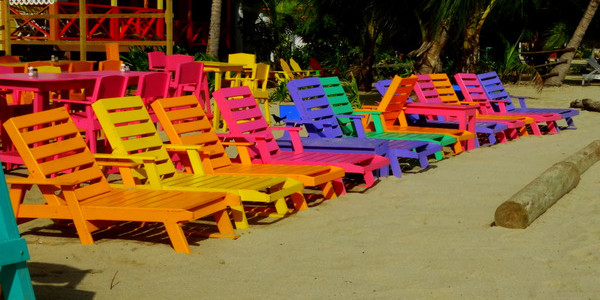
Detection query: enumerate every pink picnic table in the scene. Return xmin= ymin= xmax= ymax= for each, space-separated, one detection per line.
xmin=403 ymin=103 xmax=478 ymax=151
xmin=0 ymin=71 xmax=153 ymax=165
xmin=0 ymin=71 xmax=153 ymax=113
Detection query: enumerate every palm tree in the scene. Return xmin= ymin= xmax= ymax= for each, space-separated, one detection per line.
xmin=544 ymin=0 xmax=600 ymax=86
xmin=207 ymin=0 xmax=223 ymax=58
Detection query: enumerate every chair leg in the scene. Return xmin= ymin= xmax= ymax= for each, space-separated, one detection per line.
xmin=320 ymin=181 xmax=338 ymax=200
xmin=290 ymin=192 xmax=308 ymax=211
xmin=333 ymin=178 xmax=346 ymax=195
xmin=229 ymin=205 xmax=249 ymax=229
xmin=213 ymin=209 xmax=235 ymax=235
xmin=529 ymin=122 xmax=542 ymax=135
xmin=163 ymin=222 xmax=191 ymax=254
xmin=496 ymin=131 xmax=508 ymax=144
xmin=0 ymin=262 xmax=36 ymax=300
xmin=388 ymin=156 xmax=402 ymax=178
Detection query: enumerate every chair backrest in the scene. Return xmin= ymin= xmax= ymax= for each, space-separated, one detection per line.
xmin=248 ymin=63 xmax=270 ymax=99
xmin=289 ymin=58 xmax=304 ymax=73
xmin=227 ymin=53 xmax=257 ymax=85
xmin=68 ymin=61 xmax=94 ymax=72
xmin=135 ymin=72 xmax=171 ymax=107
xmin=89 ymin=75 xmax=128 ymax=101
xmin=586 ymin=57 xmax=600 ymax=71
xmin=287 ymin=77 xmax=344 ymax=138
xmin=320 ymin=77 xmax=354 ymax=116
xmin=98 ymin=60 xmax=123 ymax=71
xmin=0 ymin=55 xmax=20 ymax=63
xmin=427 ymin=73 xmax=461 ymax=105
xmin=135 ymin=72 xmax=170 ymax=107
xmin=308 ymin=58 xmax=323 ymax=72
xmin=375 ymin=75 xmax=418 ymax=127
xmin=476 ymin=71 xmax=516 ymax=110
xmin=151 ymin=95 xmax=232 ymax=171
xmin=36 ymin=65 xmax=62 ymax=73
xmin=413 ymin=74 xmax=444 ymax=104
xmin=173 ymin=61 xmax=202 ymax=86
xmin=105 ymin=43 xmax=120 ymax=61
xmin=453 ymin=73 xmax=497 ymax=114
xmin=148 ymin=51 xmax=167 ymax=70
xmin=212 ymin=86 xmax=281 ymax=157
xmin=92 ymin=96 xmax=179 ymax=180
xmin=165 ymin=54 xmax=194 ymax=73
xmin=228 ymin=53 xmax=256 ymax=66
xmin=279 ymin=59 xmax=295 ymax=80
xmin=23 ymin=61 xmax=52 ymax=72
xmin=3 ymin=107 xmax=112 ymax=200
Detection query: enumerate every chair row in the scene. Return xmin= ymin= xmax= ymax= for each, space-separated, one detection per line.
xmin=0 ymin=70 xmax=578 ymax=255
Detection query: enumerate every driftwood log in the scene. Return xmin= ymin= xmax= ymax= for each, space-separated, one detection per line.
xmin=570 ymin=99 xmax=600 ymax=112
xmin=495 ymin=140 xmax=600 ymax=228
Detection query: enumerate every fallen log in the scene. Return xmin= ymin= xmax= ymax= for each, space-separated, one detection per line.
xmin=495 ymin=140 xmax=600 ymax=228
xmin=570 ymin=98 xmax=600 ymax=112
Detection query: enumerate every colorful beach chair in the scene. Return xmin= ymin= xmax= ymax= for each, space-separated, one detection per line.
xmin=454 ymin=73 xmax=562 ymax=135
xmin=356 ymin=75 xmax=476 ymax=154
xmin=150 ymin=95 xmax=346 ymax=200
xmin=3 ymin=107 xmax=239 ymax=254
xmin=424 ymin=73 xmax=531 ymax=139
xmin=92 ymin=96 xmax=307 ymax=229
xmin=477 ymin=71 xmax=578 ymax=129
xmin=212 ymin=86 xmax=390 ymax=187
xmin=0 ymin=166 xmax=35 ymax=300
xmin=286 ymin=77 xmax=443 ymax=177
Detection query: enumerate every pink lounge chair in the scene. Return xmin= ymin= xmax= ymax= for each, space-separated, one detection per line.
xmin=212 ymin=86 xmax=390 ymax=188
xmin=454 ymin=73 xmax=562 ymax=135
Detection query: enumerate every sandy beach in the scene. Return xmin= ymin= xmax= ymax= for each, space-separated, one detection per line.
xmin=8 ymin=83 xmax=600 ymax=299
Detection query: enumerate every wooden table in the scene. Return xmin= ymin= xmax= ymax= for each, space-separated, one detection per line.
xmin=198 ymin=61 xmax=245 ymax=129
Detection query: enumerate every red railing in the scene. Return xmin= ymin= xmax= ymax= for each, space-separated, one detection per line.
xmin=9 ymin=3 xmax=165 ymax=42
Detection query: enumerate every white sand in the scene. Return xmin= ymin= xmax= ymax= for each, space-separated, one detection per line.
xmin=10 ymin=84 xmax=600 ymax=299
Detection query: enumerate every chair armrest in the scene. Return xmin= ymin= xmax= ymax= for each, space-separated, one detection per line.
xmin=510 ymin=95 xmax=529 ymax=108
xmin=353 ymin=109 xmax=382 ymax=115
xmin=334 ymin=114 xmax=366 ymax=137
xmin=489 ymin=100 xmax=509 ymax=112
xmin=6 ymin=176 xmax=78 ymax=187
xmin=93 ymin=153 xmax=165 ymax=189
xmin=221 ymin=141 xmax=255 ymax=164
xmin=334 ymin=114 xmax=364 ymax=119
xmin=218 ymin=133 xmax=279 ymax=163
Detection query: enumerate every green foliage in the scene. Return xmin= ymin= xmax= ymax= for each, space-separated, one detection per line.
xmin=374 ymin=51 xmax=414 ymax=80
xmin=269 ymin=79 xmax=290 ymax=103
xmin=121 ymin=45 xmax=155 ymax=71
xmin=340 ymin=75 xmax=361 ymax=108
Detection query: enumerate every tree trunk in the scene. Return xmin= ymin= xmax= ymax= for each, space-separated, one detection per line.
xmin=412 ymin=22 xmax=450 ymax=74
xmin=207 ymin=0 xmax=222 ymax=58
xmin=459 ymin=30 xmax=480 ymax=73
xmin=457 ymin=0 xmax=496 ymax=73
xmin=544 ymin=0 xmax=600 ymax=86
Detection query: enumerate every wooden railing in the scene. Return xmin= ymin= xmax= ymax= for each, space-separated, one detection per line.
xmin=1 ymin=1 xmax=174 ymax=58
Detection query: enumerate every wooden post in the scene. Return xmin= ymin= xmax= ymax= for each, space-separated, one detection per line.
xmin=2 ymin=0 xmax=10 ymax=54
xmin=165 ymin=0 xmax=172 ymax=55
xmin=49 ymin=3 xmax=58 ymax=41
xmin=79 ymin=0 xmax=87 ymax=60
xmin=495 ymin=140 xmax=600 ymax=228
